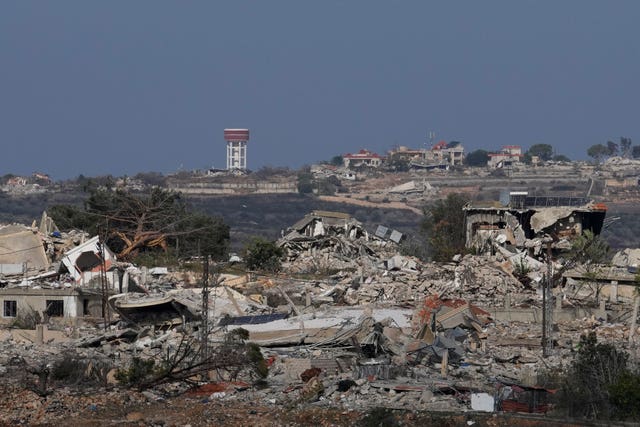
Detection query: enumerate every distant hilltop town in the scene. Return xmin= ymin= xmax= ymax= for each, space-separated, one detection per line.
xmin=2 ymin=137 xmax=640 ymax=202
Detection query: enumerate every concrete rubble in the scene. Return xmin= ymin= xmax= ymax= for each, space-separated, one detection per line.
xmin=0 ymin=209 xmax=638 ymax=424
xmin=612 ymin=248 xmax=640 ymax=271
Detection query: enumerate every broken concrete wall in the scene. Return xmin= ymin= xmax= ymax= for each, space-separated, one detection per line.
xmin=486 ymin=305 xmax=606 ymax=323
xmin=60 ymin=235 xmax=118 ymax=289
xmin=0 ymin=288 xmax=92 ymax=324
xmin=464 ymin=209 xmax=534 ymax=253
xmin=0 ymin=225 xmax=49 ymax=275
xmin=465 ymin=203 xmax=606 ymax=255
xmin=529 ymin=207 xmax=575 ymax=233
xmin=612 ymin=248 xmax=640 ymax=269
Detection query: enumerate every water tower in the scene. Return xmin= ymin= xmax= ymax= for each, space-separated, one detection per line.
xmin=224 ymin=128 xmax=249 ymax=170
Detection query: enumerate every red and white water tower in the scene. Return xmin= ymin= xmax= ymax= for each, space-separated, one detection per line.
xmin=224 ymin=128 xmax=249 ymax=170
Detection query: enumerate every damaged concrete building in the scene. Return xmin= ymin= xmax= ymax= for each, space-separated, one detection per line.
xmin=464 ymin=193 xmax=607 ymax=254
xmin=277 ymin=210 xmax=380 ymax=274
xmin=4 ymin=204 xmax=640 ymax=424
xmin=0 ymin=214 xmax=124 ymax=323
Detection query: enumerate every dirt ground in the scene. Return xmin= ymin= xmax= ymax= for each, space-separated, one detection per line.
xmin=64 ymin=399 xmax=363 ymax=427
xmin=318 ymin=195 xmax=423 ymax=214
xmin=0 ymin=384 xmax=588 ymax=427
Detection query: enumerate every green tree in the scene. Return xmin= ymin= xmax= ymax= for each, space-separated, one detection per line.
xmin=607 ymin=140 xmax=619 ymax=156
xmin=174 ymin=213 xmax=230 ymax=260
xmin=568 ymin=229 xmax=610 ymax=265
xmin=48 ymin=204 xmax=95 ymax=232
xmin=552 ymin=154 xmax=571 ymax=162
xmin=633 ymin=146 xmax=640 ymax=159
xmin=527 ymin=143 xmax=554 ymax=161
xmin=567 ymin=230 xmax=610 ymax=303
xmin=133 ymin=172 xmax=166 ymax=187
xmin=297 ymin=172 xmax=314 ymax=194
xmin=609 ymin=371 xmax=640 ymax=420
xmin=317 ymin=175 xmax=340 ymax=195
xmin=558 ymin=332 xmax=640 ymax=420
xmin=421 ymin=193 xmax=469 ymax=261
xmin=464 ymin=149 xmax=489 ymax=167
xmin=387 ymin=153 xmax=410 ymax=172
xmin=587 ymin=144 xmax=609 ymax=164
xmin=243 ymin=237 xmax=284 ymax=272
xmin=329 ymin=155 xmax=343 ymax=167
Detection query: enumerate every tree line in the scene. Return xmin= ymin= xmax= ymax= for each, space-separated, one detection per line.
xmin=465 ymin=137 xmax=637 ymax=167
xmin=49 ymin=186 xmax=230 ymax=262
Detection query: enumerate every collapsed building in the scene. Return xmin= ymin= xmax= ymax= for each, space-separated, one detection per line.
xmin=464 ymin=193 xmax=607 ymax=255
xmin=0 ymin=226 xmax=114 ymax=321
xmin=277 ymin=210 xmax=382 ymax=274
xmin=2 ymin=205 xmax=640 ymax=423
xmin=0 ymin=213 xmax=157 ymax=323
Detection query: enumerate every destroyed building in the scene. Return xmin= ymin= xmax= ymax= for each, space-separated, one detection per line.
xmin=3 ymin=206 xmax=640 ymax=424
xmin=464 ymin=193 xmax=607 ymax=254
xmin=281 ymin=210 xmax=367 ymax=241
xmin=58 ymin=235 xmax=119 ymax=288
xmin=0 ymin=214 xmax=125 ymax=323
xmin=277 ymin=210 xmax=381 ymax=274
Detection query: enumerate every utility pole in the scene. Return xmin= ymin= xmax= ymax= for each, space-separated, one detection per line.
xmin=201 ymin=256 xmax=210 ymax=363
xmin=98 ymin=231 xmax=110 ymax=331
xmin=542 ymin=241 xmax=554 ymax=357
xmin=425 ymin=131 xmax=435 ymax=158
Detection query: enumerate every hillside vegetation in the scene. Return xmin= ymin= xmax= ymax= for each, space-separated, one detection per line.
xmin=0 ymin=190 xmax=637 ymax=253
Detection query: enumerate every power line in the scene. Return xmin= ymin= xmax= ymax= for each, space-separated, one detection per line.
xmin=0 ymin=244 xmax=48 ymax=256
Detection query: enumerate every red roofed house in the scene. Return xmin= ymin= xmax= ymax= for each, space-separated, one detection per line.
xmin=432 ymin=141 xmax=448 ymax=151
xmin=488 ymin=146 xmax=524 ymax=168
xmin=343 ymin=149 xmax=384 ymax=168
xmin=32 ymin=172 xmax=52 ymax=184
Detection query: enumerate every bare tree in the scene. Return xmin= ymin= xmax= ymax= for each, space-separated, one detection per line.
xmin=116 ymin=329 xmax=267 ymax=390
xmin=50 ymin=187 xmax=230 ymax=261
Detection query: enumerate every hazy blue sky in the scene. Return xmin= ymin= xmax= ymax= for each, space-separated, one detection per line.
xmin=1 ymin=2 xmax=639 ymax=179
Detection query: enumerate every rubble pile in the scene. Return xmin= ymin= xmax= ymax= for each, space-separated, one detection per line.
xmin=1 ymin=304 xmax=635 ymax=423
xmin=331 ymin=254 xmax=528 ymax=307
xmin=280 ymin=252 xmax=530 ymax=309
xmin=1 ymin=209 xmax=639 ymax=422
xmin=278 ymin=210 xmax=383 ymax=274
xmin=276 ymin=211 xmax=531 ymax=308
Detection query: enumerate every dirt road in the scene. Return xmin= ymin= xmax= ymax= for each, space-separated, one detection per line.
xmin=318 ymin=195 xmax=423 ymax=215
